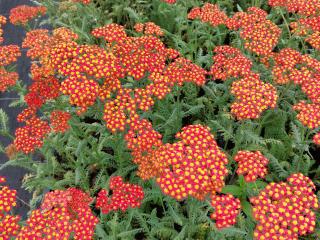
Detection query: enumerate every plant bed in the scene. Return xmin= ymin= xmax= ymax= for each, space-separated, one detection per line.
xmin=0 ymin=0 xmax=319 ymax=239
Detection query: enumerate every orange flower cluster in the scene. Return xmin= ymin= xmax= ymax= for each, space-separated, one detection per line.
xmin=0 ymin=15 xmax=6 ymax=44
xmin=313 ymin=132 xmax=320 ymax=145
xmin=0 ymin=45 xmax=21 ymax=66
xmin=0 ymin=177 xmax=21 ymax=239
xmin=49 ymin=23 xmax=206 ymax=132
xmin=0 ymin=42 xmax=21 ymax=92
xmin=250 ymin=173 xmax=319 ymax=240
xmin=210 ymin=46 xmax=252 ymax=80
xmin=18 ymin=188 xmax=98 ymax=239
xmin=234 ymin=151 xmax=269 ymax=182
xmin=0 ymin=69 xmax=18 ymax=92
xmin=293 ymin=101 xmax=320 ymax=129
xmin=50 ymin=110 xmax=72 ymax=133
xmin=230 ymin=74 xmax=278 ymax=120
xmin=210 ymin=194 xmax=241 ymax=229
xmin=9 ymin=5 xmax=46 ymax=25
xmin=10 ymin=28 xmax=79 ymax=153
xmin=188 ymin=3 xmax=227 ymax=27
xmin=134 ymin=22 xmax=164 ymax=36
xmin=226 ymin=7 xmax=281 ymax=56
xmin=96 ymin=176 xmax=144 ymax=214
xmin=14 ymin=115 xmax=51 ymax=154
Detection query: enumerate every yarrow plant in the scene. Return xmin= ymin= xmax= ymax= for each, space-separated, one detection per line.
xmin=0 ymin=0 xmax=319 ymax=239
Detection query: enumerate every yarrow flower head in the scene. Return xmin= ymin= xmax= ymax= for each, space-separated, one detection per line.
xmin=0 ymin=45 xmax=21 ymax=66
xmin=155 ymin=125 xmax=229 ymax=201
xmin=9 ymin=5 xmax=46 ymax=25
xmin=0 ymin=177 xmax=21 ymax=239
xmin=14 ymin=116 xmax=50 ymax=154
xmin=0 ymin=69 xmax=18 ymax=92
xmin=250 ymin=173 xmax=319 ymax=240
xmin=50 ymin=110 xmax=71 ymax=133
xmin=226 ymin=7 xmax=281 ymax=56
xmin=0 ymin=15 xmax=6 ymax=44
xmin=134 ymin=22 xmax=164 ymax=36
xmin=91 ymin=23 xmax=127 ymax=43
xmin=268 ymin=0 xmax=320 ymax=16
xmin=18 ymin=188 xmax=98 ymax=239
xmin=0 ymin=177 xmax=17 ymax=212
xmin=210 ymin=45 xmax=253 ymax=80
xmin=234 ymin=150 xmax=269 ymax=182
xmin=96 ymin=176 xmax=144 ymax=214
xmin=313 ymin=132 xmax=320 ymax=145
xmin=210 ymin=194 xmax=241 ymax=229
xmin=188 ymin=3 xmax=228 ymax=27
xmin=272 ymin=48 xmax=320 ymax=87
xmin=293 ymin=101 xmax=320 ymax=129
xmin=230 ymin=74 xmax=278 ymax=120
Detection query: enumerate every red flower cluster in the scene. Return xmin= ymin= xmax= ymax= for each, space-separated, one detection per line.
xmin=0 ymin=69 xmax=18 ymax=92
xmin=18 ymin=188 xmax=98 ymax=239
xmin=91 ymin=23 xmax=127 ymax=42
xmin=0 ymin=45 xmax=21 ymax=66
xmin=60 ymin=75 xmax=100 ymax=112
xmin=134 ymin=22 xmax=164 ymax=36
xmin=96 ymin=176 xmax=144 ymax=214
xmin=272 ymin=48 xmax=320 ymax=109
xmin=230 ymin=74 xmax=278 ymax=120
xmin=0 ymin=177 xmax=17 ymax=212
xmin=0 ymin=214 xmax=21 ymax=239
xmin=234 ymin=150 xmax=269 ymax=182
xmin=290 ymin=14 xmax=320 ymax=50
xmin=210 ymin=194 xmax=241 ymax=229
xmin=0 ymin=15 xmax=6 ymax=44
xmin=210 ymin=46 xmax=252 ymax=80
xmin=0 ymin=177 xmax=21 ymax=239
xmin=268 ymin=0 xmax=320 ymax=16
xmin=269 ymin=0 xmax=320 ymax=50
xmin=250 ymin=173 xmax=319 ymax=240
xmin=126 ymin=122 xmax=229 ymax=201
xmin=50 ymin=110 xmax=72 ymax=133
xmin=313 ymin=132 xmax=320 ymax=145
xmin=48 ymin=23 xmax=205 ymax=135
xmin=14 ymin=115 xmax=50 ymax=154
xmin=226 ymin=7 xmax=281 ymax=56
xmin=11 ymin=28 xmax=79 ymax=153
xmin=293 ymin=101 xmax=320 ymax=129
xmin=188 ymin=3 xmax=227 ymax=27
xmin=9 ymin=5 xmax=46 ymax=25
xmin=155 ymin=125 xmax=228 ymax=201
xmin=0 ymin=35 xmax=21 ymax=97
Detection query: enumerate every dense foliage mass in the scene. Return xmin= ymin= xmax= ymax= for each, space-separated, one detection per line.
xmin=0 ymin=0 xmax=319 ymax=239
